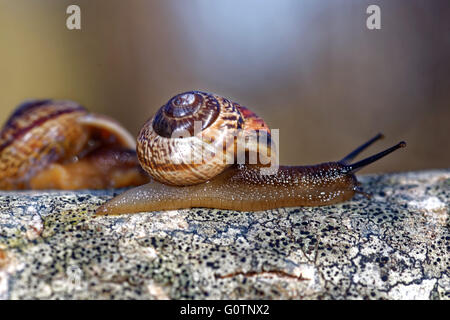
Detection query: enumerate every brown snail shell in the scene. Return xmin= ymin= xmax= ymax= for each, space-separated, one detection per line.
xmin=0 ymin=99 xmax=148 ymax=190
xmin=137 ymin=91 xmax=273 ymax=185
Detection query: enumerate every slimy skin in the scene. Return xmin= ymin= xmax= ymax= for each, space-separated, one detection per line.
xmin=29 ymin=146 xmax=149 ymax=190
xmin=96 ymin=163 xmax=357 ymax=215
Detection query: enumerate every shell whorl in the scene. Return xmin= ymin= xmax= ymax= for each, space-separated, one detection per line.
xmin=0 ymin=100 xmax=87 ymax=151
xmin=137 ymin=91 xmax=273 ymax=186
xmin=0 ymin=100 xmax=90 ymax=189
xmin=152 ymin=91 xmax=222 ymax=138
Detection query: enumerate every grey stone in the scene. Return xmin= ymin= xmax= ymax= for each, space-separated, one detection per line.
xmin=0 ymin=169 xmax=448 ymax=300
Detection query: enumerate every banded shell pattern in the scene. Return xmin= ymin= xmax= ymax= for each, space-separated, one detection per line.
xmin=137 ymin=91 xmax=272 ymax=185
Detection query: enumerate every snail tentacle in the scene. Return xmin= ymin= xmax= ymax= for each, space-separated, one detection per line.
xmin=340 ymin=133 xmax=384 ymax=164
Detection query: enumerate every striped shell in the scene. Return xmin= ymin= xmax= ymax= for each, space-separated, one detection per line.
xmin=137 ymin=91 xmax=272 ymax=185
xmin=0 ymin=100 xmax=136 ymax=189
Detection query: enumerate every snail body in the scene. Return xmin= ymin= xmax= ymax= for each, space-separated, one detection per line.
xmin=96 ymin=163 xmax=357 ymax=214
xmin=97 ymin=91 xmax=406 ymax=215
xmin=0 ymin=100 xmax=149 ymax=190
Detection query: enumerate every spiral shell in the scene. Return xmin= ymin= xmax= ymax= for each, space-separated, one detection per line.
xmin=0 ymin=99 xmax=137 ymax=189
xmin=137 ymin=91 xmax=272 ymax=185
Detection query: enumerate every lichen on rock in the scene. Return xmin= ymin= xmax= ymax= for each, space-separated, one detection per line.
xmin=0 ymin=170 xmax=448 ymax=299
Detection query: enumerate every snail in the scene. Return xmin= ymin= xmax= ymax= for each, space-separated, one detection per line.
xmin=96 ymin=91 xmax=406 ymax=215
xmin=0 ymin=100 xmax=149 ymax=190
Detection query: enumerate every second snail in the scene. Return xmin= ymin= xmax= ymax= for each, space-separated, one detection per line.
xmin=0 ymin=100 xmax=149 ymax=190
xmin=96 ymin=91 xmax=406 ymax=215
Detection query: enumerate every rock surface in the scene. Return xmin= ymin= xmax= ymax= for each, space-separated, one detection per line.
xmin=0 ymin=169 xmax=448 ymax=300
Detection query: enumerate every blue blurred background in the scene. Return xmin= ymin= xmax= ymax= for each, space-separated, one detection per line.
xmin=0 ymin=0 xmax=448 ymax=173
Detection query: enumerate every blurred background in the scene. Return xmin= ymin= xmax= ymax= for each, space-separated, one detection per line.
xmin=0 ymin=0 xmax=448 ymax=173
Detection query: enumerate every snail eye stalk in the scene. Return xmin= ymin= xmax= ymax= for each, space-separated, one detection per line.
xmin=340 ymin=133 xmax=384 ymax=164
xmin=342 ymin=141 xmax=406 ymax=174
